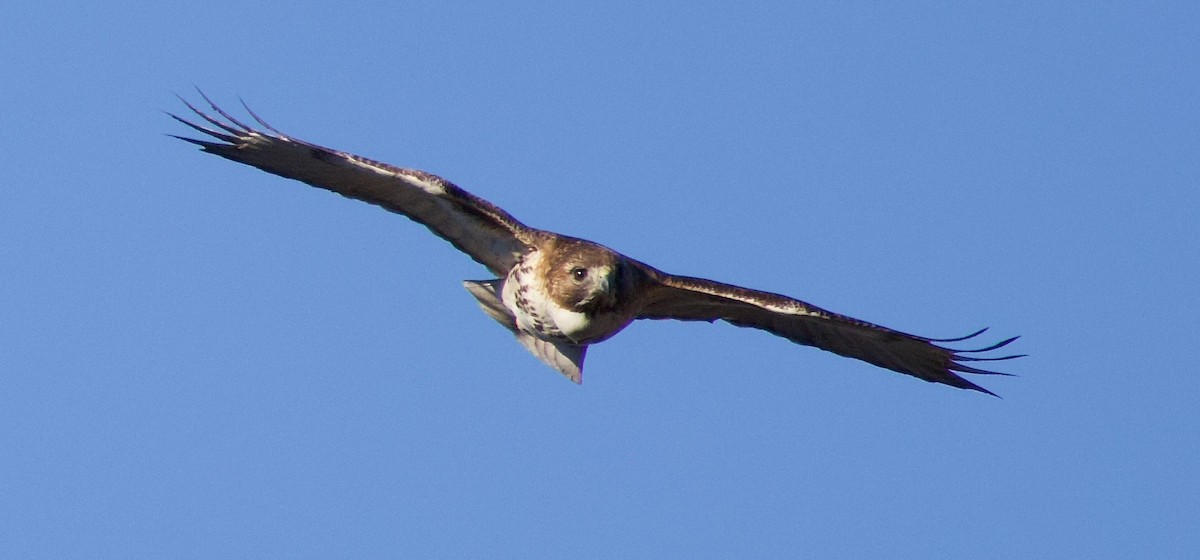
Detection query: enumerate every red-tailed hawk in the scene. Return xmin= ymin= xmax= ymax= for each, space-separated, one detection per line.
xmin=170 ymin=93 xmax=1021 ymax=395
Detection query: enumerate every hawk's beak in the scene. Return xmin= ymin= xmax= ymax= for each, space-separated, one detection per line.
xmin=591 ymin=270 xmax=617 ymax=310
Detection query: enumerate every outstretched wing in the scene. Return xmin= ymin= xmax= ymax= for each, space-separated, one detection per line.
xmin=169 ymin=92 xmax=534 ymax=276
xmin=635 ymin=269 xmax=1021 ymax=395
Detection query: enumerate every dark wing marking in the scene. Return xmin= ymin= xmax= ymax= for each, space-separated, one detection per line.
xmin=169 ymin=92 xmax=534 ymax=276
xmin=634 ymin=268 xmax=1021 ymax=396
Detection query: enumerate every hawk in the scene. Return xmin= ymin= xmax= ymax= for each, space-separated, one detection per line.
xmin=170 ymin=93 xmax=1021 ymax=395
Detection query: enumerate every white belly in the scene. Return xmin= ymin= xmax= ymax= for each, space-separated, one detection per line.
xmin=501 ymin=268 xmax=574 ymax=340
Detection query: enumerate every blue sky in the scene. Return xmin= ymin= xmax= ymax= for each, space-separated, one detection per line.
xmin=2 ymin=2 xmax=1197 ymax=558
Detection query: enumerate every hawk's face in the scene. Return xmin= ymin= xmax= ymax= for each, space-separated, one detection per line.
xmin=541 ymin=239 xmax=623 ymax=315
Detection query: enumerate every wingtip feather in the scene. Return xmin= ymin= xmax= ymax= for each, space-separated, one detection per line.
xmin=239 ymin=96 xmax=286 ymax=136
xmin=926 ymin=327 xmax=989 ymax=343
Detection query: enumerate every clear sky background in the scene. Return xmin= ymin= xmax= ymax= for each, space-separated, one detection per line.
xmin=2 ymin=2 xmax=1197 ymax=558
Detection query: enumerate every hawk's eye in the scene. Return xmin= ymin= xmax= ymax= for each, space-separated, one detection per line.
xmin=571 ymin=267 xmax=588 ymax=282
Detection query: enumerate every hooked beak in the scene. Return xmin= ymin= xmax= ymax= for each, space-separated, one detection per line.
xmin=577 ymin=266 xmax=617 ymax=311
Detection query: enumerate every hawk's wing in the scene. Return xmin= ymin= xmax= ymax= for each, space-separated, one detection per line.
xmin=170 ymin=93 xmax=534 ymax=276
xmin=635 ymin=269 xmax=1021 ymax=395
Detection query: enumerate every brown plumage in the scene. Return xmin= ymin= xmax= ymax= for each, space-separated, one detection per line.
xmin=170 ymin=92 xmax=1022 ymax=395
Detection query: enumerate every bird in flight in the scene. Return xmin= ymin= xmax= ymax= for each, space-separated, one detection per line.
xmin=170 ymin=93 xmax=1021 ymax=395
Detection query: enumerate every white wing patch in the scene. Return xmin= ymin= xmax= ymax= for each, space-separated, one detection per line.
xmin=670 ymin=279 xmax=829 ymax=318
xmin=335 ymin=153 xmax=447 ymax=195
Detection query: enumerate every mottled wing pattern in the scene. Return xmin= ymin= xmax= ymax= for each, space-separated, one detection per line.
xmin=635 ymin=269 xmax=1021 ymax=395
xmin=170 ymin=93 xmax=534 ymax=276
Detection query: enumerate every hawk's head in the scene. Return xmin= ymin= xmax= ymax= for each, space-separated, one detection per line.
xmin=540 ymin=237 xmax=624 ymax=315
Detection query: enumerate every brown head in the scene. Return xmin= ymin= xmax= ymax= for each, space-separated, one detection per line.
xmin=538 ymin=236 xmax=625 ymax=314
